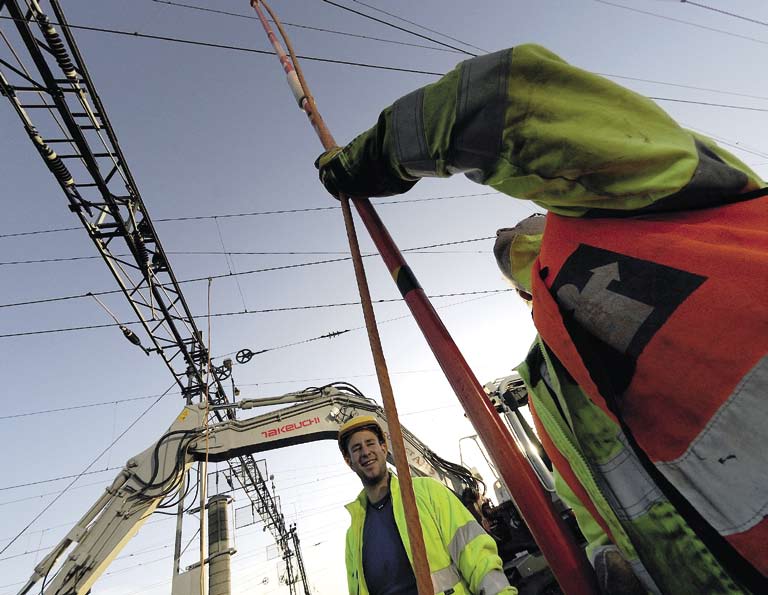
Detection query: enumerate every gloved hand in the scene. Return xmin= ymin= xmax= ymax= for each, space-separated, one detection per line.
xmin=315 ymin=145 xmax=419 ymax=199
xmin=314 ymin=147 xmax=345 ymax=199
xmin=594 ymin=547 xmax=646 ymax=595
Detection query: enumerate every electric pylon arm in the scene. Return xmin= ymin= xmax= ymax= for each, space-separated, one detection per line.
xmin=17 ymin=385 xmax=478 ymax=595
xmin=0 ymin=0 xmax=226 ymax=404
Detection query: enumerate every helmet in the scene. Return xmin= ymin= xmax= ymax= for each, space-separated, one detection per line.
xmin=493 ymin=214 xmax=546 ymax=296
xmin=338 ymin=415 xmax=386 ymax=455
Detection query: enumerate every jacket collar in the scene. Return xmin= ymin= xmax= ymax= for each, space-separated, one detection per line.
xmin=345 ymin=473 xmax=399 ymax=518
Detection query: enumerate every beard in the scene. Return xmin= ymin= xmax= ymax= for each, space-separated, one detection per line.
xmin=356 ymin=460 xmax=388 ymax=487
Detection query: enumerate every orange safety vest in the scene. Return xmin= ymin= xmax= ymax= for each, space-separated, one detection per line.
xmin=530 ymin=192 xmax=768 ymax=584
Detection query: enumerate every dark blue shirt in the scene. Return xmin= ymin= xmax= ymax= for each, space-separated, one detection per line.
xmin=362 ymin=490 xmax=418 ymax=595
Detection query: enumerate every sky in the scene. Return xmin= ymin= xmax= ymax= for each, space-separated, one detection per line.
xmin=0 ymin=0 xmax=766 ymax=593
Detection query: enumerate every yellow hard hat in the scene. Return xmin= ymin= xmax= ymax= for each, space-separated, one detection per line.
xmin=338 ymin=415 xmax=385 ymax=454
xmin=493 ymin=214 xmax=546 ymax=295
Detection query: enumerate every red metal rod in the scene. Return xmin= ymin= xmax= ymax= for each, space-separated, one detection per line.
xmin=353 ymin=199 xmax=597 ymax=594
xmin=250 ymin=3 xmax=434 ymax=594
xmin=248 ymin=2 xmax=597 ymax=593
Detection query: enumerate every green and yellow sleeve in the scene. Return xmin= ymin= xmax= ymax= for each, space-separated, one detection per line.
xmin=323 ymin=44 xmax=762 ymax=216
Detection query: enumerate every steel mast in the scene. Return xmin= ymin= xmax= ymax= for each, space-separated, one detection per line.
xmin=0 ymin=1 xmax=309 ymax=590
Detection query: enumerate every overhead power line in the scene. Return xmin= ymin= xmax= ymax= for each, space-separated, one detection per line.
xmin=0 ymin=383 xmax=175 ymax=556
xmin=645 ymin=96 xmax=768 ymax=113
xmin=0 ymin=13 xmax=762 ymax=113
xmin=680 ymin=0 xmax=768 ymax=27
xmin=0 ymin=248 xmax=485 ymax=267
xmin=112 ymin=5 xmax=768 ymax=105
xmin=0 ymin=392 xmax=177 ymax=420
xmin=0 ymin=192 xmax=497 ymax=240
xmin=214 ymin=290 xmax=508 ymax=361
xmin=0 ymin=14 xmax=444 ymax=76
xmin=0 ymin=369 xmax=445 ymax=422
xmin=0 ymin=236 xmax=495 ymax=310
xmin=150 ymin=0 xmax=463 ymax=53
xmin=318 ymin=0 xmax=476 ymax=56
xmin=597 ymin=72 xmax=768 ymax=103
xmin=0 ymin=288 xmax=509 ymax=339
xmin=0 ymin=467 xmax=123 ymax=492
xmin=349 ymin=0 xmax=488 ymax=53
xmin=594 ymin=0 xmax=768 ymax=47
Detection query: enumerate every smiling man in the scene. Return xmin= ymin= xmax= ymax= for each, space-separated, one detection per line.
xmin=339 ymin=415 xmax=516 ymax=595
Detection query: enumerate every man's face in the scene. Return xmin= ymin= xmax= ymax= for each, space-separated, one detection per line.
xmin=344 ymin=429 xmax=388 ymax=486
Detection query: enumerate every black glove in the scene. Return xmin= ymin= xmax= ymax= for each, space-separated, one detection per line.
xmin=315 ymin=145 xmax=419 ymax=199
xmin=314 ymin=147 xmax=345 ymax=199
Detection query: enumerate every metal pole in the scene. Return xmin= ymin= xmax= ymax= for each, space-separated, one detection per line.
xmin=249 ymin=3 xmax=434 ymax=594
xmin=172 ymin=471 xmax=187 ymax=576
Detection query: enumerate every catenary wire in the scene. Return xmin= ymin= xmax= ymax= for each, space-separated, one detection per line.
xmin=348 ymin=0 xmax=487 ymax=53
xmin=2 ymin=13 xmax=764 ymax=112
xmin=0 ymin=248 xmax=486 ymax=267
xmin=0 ymin=368 xmax=449 ymax=422
xmin=317 ymin=0 xmax=476 ymax=56
xmin=0 ymin=235 xmax=495 ymax=309
xmin=0 ymin=467 xmax=123 ymax=492
xmin=596 ymin=72 xmax=768 ymax=102
xmin=0 ymin=288 xmax=509 ymax=338
xmin=680 ymin=0 xmax=768 ymax=27
xmin=594 ymin=0 xmax=768 ymax=47
xmin=214 ymin=290 xmax=507 ymax=359
xmin=681 ymin=123 xmax=768 ymax=159
xmin=0 ymin=383 xmax=175 ymax=556
xmin=150 ymin=0 xmax=463 ymax=53
xmin=0 ymin=14 xmax=445 ymax=75
xmin=644 ymin=96 xmax=768 ymax=113
xmin=0 ymin=192 xmax=496 ymax=240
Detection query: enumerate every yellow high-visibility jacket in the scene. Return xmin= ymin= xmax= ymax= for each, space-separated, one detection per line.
xmin=344 ymin=474 xmax=515 ymax=595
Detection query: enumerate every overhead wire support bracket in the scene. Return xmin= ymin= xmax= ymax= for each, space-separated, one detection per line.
xmin=248 ymin=1 xmax=598 ymax=593
xmin=0 ymin=0 xmax=223 ymax=406
xmin=1 ymin=3 xmax=313 ymax=590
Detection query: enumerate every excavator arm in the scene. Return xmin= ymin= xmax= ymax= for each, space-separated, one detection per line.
xmin=17 ymin=383 xmax=479 ymax=595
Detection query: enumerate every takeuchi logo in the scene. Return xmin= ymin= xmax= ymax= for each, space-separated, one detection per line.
xmin=261 ymin=416 xmax=321 ymax=438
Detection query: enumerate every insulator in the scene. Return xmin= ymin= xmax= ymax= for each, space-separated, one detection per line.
xmin=131 ymin=231 xmax=150 ymax=275
xmin=33 ymin=135 xmax=74 ymax=186
xmin=37 ymin=14 xmax=77 ymax=82
xmin=151 ymin=251 xmax=167 ymax=273
xmin=120 ymin=325 xmax=143 ymax=347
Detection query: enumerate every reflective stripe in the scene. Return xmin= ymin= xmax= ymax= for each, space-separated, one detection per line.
xmin=629 ymin=557 xmax=662 ymax=595
xmin=392 ymin=88 xmax=438 ymax=177
xmin=447 ymin=520 xmax=485 ymax=565
xmin=657 ymin=354 xmax=768 ymax=535
xmin=477 ymin=569 xmax=509 ymax=595
xmin=431 ymin=565 xmax=460 ymax=594
xmin=596 ymin=431 xmax=664 ymax=521
xmin=451 ymin=49 xmax=509 ymax=182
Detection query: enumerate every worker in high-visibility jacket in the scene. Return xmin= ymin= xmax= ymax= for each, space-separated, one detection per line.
xmin=338 ymin=416 xmax=516 ymax=595
xmin=317 ymin=45 xmax=768 ymax=594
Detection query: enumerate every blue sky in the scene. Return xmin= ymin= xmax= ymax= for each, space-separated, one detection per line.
xmin=1 ymin=0 xmax=766 ymax=593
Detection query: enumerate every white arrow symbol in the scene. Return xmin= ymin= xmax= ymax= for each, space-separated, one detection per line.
xmin=556 ymin=262 xmax=654 ymax=353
